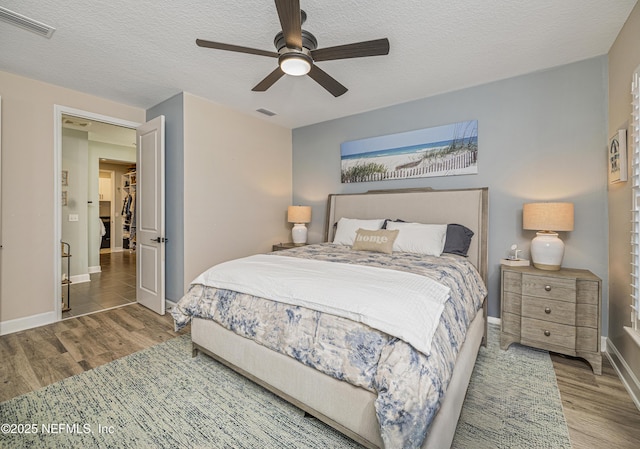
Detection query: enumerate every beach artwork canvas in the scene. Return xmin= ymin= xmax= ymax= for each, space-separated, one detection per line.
xmin=340 ymin=120 xmax=478 ymax=183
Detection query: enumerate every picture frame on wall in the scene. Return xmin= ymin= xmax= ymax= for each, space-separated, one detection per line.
xmin=608 ymin=129 xmax=627 ymax=183
xmin=340 ymin=120 xmax=478 ymax=183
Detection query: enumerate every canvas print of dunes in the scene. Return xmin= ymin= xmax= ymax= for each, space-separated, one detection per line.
xmin=340 ymin=120 xmax=478 ymax=183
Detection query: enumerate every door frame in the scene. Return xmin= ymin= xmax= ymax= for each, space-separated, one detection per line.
xmin=53 ymin=105 xmax=141 ymax=320
xmin=98 ymin=168 xmax=116 ymax=254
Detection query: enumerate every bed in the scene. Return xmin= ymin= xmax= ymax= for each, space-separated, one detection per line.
xmin=172 ymin=187 xmax=489 ymax=449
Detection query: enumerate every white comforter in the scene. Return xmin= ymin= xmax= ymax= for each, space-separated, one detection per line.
xmin=192 ymin=254 xmax=451 ymax=355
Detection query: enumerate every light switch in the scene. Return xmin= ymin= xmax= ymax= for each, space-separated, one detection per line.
xmin=68 ymin=214 xmax=79 ymax=222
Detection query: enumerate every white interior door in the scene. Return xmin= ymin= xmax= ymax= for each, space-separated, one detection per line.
xmin=136 ymin=115 xmax=165 ymax=314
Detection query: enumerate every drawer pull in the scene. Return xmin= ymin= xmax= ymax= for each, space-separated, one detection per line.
xmin=544 ymin=330 xmax=551 ymax=337
xmin=544 ymin=307 xmax=551 ymax=314
xmin=544 ymin=285 xmax=552 ymax=292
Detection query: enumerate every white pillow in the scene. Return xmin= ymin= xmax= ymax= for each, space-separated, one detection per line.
xmin=333 ymin=218 xmax=386 ymax=245
xmin=385 ymin=222 xmax=448 ymax=256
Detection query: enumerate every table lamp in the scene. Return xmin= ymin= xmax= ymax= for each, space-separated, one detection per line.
xmin=287 ymin=206 xmax=311 ymax=245
xmin=523 ymin=202 xmax=574 ymax=271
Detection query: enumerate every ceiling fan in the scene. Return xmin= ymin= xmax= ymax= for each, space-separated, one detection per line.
xmin=196 ymin=0 xmax=390 ymax=97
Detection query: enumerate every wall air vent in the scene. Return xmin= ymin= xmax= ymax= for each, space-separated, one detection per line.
xmin=0 ymin=7 xmax=56 ymax=38
xmin=256 ymin=108 xmax=277 ymax=117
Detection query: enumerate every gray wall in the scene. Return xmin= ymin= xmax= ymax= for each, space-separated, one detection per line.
xmin=292 ymin=57 xmax=609 ymax=332
xmin=147 ymin=93 xmax=185 ymax=302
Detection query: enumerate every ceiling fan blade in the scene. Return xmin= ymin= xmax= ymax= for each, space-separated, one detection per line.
xmin=311 ymin=38 xmax=390 ymax=62
xmin=196 ymin=39 xmax=279 ymax=58
xmin=307 ymin=65 xmax=348 ymax=97
xmin=275 ymin=0 xmax=302 ymax=49
xmin=252 ymin=67 xmax=286 ymax=92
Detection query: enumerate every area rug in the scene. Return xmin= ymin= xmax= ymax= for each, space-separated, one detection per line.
xmin=0 ymin=324 xmax=570 ymax=448
xmin=451 ymin=324 xmax=571 ymax=449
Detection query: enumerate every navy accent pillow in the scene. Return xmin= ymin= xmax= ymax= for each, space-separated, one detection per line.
xmin=443 ymin=223 xmax=474 ymax=256
xmin=382 ymin=218 xmax=402 ymax=229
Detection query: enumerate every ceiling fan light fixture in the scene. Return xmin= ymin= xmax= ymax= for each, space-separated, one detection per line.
xmin=279 ymin=53 xmax=311 ymax=76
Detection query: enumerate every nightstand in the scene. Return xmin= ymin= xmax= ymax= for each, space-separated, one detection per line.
xmin=500 ymin=264 xmax=602 ymax=375
xmin=272 ymin=242 xmax=307 ymax=251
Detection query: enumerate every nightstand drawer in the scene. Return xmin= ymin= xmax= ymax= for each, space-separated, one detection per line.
xmin=577 ymin=280 xmax=599 ymax=305
xmin=576 ymin=327 xmax=598 ymax=352
xmin=503 ymin=271 xmax=522 ymax=293
xmin=576 ymin=304 xmax=598 ymax=327
xmin=522 ymin=317 xmax=576 ymax=349
xmin=522 ymin=296 xmax=576 ymax=326
xmin=502 ymin=311 xmax=521 ymax=336
xmin=522 ymin=274 xmax=576 ymax=302
xmin=502 ymin=291 xmax=521 ymax=315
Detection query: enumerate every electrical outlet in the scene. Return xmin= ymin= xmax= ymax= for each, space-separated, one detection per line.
xmin=68 ymin=214 xmax=79 ymax=222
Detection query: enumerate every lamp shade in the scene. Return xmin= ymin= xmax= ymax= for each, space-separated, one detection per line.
xmin=287 ymin=206 xmax=311 ymax=224
xmin=523 ymin=202 xmax=574 ymax=232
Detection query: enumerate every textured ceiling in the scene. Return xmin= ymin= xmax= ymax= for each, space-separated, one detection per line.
xmin=0 ymin=0 xmax=636 ymax=129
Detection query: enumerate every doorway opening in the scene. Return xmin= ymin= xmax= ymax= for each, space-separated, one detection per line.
xmin=54 ymin=107 xmax=141 ymax=320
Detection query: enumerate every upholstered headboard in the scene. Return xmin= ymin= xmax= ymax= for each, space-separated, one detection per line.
xmin=325 ymin=188 xmax=489 ymax=284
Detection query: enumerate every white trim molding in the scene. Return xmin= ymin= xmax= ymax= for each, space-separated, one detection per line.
xmin=69 ymin=274 xmax=91 ymax=284
xmin=0 ymin=311 xmax=57 ymax=336
xmin=165 ymin=298 xmax=178 ymax=312
xmin=607 ymin=338 xmax=640 ymax=411
xmin=53 ymin=105 xmax=141 ymax=322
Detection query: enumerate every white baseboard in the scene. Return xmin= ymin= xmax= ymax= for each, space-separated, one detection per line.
xmin=88 ymin=266 xmax=101 ymax=274
xmin=0 ymin=311 xmax=57 ymax=336
xmin=69 ymin=274 xmax=91 ymax=284
xmin=606 ymin=339 xmax=640 ymax=411
xmin=112 ymin=247 xmax=124 ymax=253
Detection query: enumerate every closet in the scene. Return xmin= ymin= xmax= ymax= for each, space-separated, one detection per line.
xmin=121 ymin=170 xmax=136 ymax=250
xmin=98 ymin=171 xmax=113 ymax=250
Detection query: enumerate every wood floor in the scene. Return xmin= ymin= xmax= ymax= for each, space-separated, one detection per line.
xmin=0 ymin=304 xmax=188 ymax=402
xmin=551 ymin=353 xmax=640 ymax=448
xmin=1 ymin=304 xmax=639 ymax=448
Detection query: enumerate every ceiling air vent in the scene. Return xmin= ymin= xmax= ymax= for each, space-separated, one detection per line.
xmin=256 ymin=108 xmax=277 ymax=117
xmin=0 ymin=7 xmax=56 ymax=38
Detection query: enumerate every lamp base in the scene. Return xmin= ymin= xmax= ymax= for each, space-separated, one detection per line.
xmin=291 ymin=223 xmax=308 ymax=244
xmin=530 ymin=231 xmax=564 ymax=271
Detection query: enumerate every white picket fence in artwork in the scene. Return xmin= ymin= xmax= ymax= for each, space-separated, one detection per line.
xmin=343 ymin=149 xmax=478 ymax=183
